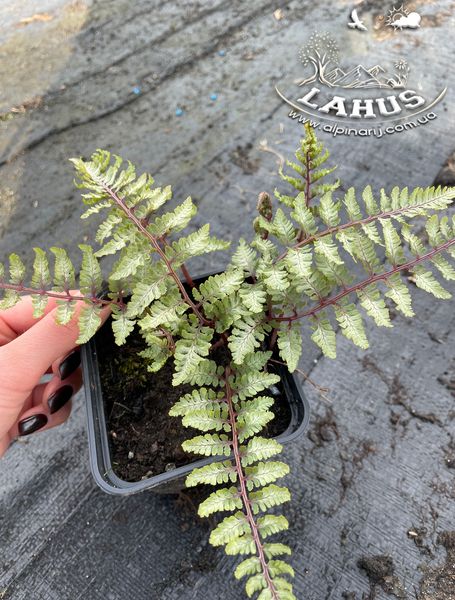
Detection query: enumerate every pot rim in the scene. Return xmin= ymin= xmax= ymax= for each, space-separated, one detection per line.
xmin=82 ymin=270 xmax=311 ymax=495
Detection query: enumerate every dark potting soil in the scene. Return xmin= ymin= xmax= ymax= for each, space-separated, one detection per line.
xmin=96 ymin=322 xmax=292 ymax=482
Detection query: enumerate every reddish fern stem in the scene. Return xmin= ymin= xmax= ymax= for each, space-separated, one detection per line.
xmin=0 ymin=283 xmax=123 ymax=307
xmin=276 ymin=194 xmax=454 ymax=265
xmin=160 ymin=236 xmax=195 ymax=288
xmin=224 ymin=366 xmax=279 ymax=600
xmin=159 ymin=327 xmax=176 ymax=352
xmin=180 ymin=264 xmax=195 ymax=288
xmin=304 ymin=147 xmax=311 ymax=208
xmin=272 ymin=238 xmax=455 ymax=323
xmin=210 ymin=332 xmax=229 ymax=353
xmin=296 ymin=141 xmax=312 ymax=244
xmin=268 ymin=326 xmax=279 ymax=351
xmin=101 ymin=184 xmax=209 ymax=324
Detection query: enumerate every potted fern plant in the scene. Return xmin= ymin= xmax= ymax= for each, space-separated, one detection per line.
xmin=1 ymin=124 xmax=454 ymax=600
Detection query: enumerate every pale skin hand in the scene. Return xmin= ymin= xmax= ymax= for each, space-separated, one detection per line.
xmin=0 ymin=295 xmax=110 ymax=456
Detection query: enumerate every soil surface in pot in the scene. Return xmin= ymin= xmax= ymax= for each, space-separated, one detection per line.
xmin=96 ymin=322 xmax=292 ymax=482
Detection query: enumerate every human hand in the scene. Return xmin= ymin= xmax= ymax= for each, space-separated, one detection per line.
xmin=0 ymin=295 xmax=110 ymax=456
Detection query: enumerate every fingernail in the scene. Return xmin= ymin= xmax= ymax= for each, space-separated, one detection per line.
xmin=18 ymin=414 xmax=48 ymax=436
xmin=59 ymin=350 xmax=81 ymax=380
xmin=47 ymin=385 xmax=73 ymax=414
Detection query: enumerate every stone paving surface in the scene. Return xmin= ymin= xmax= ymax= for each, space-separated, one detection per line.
xmin=0 ymin=1 xmax=454 ymax=599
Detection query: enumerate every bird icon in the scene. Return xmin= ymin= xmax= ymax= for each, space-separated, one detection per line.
xmin=348 ymin=8 xmax=368 ymax=31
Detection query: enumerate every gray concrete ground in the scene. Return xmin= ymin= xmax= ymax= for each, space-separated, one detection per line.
xmin=0 ymin=1 xmax=454 ymax=599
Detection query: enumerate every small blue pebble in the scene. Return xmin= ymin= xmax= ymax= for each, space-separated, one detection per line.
xmin=132 ymin=86 xmax=141 ymax=95
xmin=175 ymin=107 xmax=184 ymax=116
xmin=218 ymin=49 xmax=226 ymax=56
xmin=210 ymin=93 xmax=218 ymax=101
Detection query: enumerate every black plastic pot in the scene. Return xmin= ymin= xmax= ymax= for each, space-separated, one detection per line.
xmin=81 ymin=274 xmax=310 ymax=496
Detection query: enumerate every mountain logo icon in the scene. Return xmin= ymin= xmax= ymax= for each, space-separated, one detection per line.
xmin=298 ymin=32 xmax=410 ymax=90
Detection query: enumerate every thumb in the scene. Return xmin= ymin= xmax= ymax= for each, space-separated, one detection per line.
xmin=0 ymin=301 xmax=110 ymax=425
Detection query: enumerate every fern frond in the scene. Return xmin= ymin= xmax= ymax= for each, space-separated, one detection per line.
xmin=250 ymin=485 xmax=291 ymax=514
xmin=225 ymin=534 xmax=256 ymax=556
xmin=257 ymin=264 xmax=289 ymax=293
xmin=50 ymin=247 xmax=76 ymax=292
xmin=310 ymin=314 xmax=337 ymax=358
xmin=1 ymin=125 xmax=450 ymax=600
xmin=229 ymin=316 xmax=271 ymax=364
xmin=181 ymin=406 xmax=229 ymax=432
xmin=239 ymin=284 xmax=268 ymax=314
xmin=271 ymin=209 xmax=297 ymax=245
xmin=209 ymin=512 xmax=250 ymax=546
xmin=182 ymin=433 xmax=231 ymax=457
xmin=276 ymin=122 xmax=338 ymax=210
xmin=172 ymin=315 xmax=214 ymax=386
xmin=9 ymin=253 xmax=26 ymax=285
xmin=125 ymin=263 xmax=170 ymax=318
xmin=196 ymin=269 xmax=244 ymax=302
xmin=230 ymin=371 xmax=280 ymax=401
xmin=237 ymin=408 xmax=275 ymax=443
xmin=169 ymin=387 xmax=224 ymax=417
xmin=411 ymin=265 xmax=451 ymax=299
xmin=183 ymin=358 xmax=224 ymax=387
xmin=237 ymin=396 xmax=274 ymax=416
xmin=318 ymin=192 xmax=341 ymax=227
xmin=263 ymin=543 xmax=292 ymax=559
xmin=76 ymin=304 xmax=102 ymax=344
xmin=232 ymin=239 xmax=259 ymax=275
xmin=285 ymin=246 xmax=312 ymax=279
xmin=55 ymin=299 xmax=77 ymax=325
xmin=290 ymin=200 xmax=318 ymax=236
xmin=79 ymin=244 xmax=102 ymax=297
xmin=235 ymin=557 xmax=262 ymax=579
xmin=166 ymin=224 xmax=230 ymax=265
xmin=0 ymin=259 xmax=19 ymax=309
xmin=186 ymin=461 xmax=236 ymax=487
xmin=245 ymin=574 xmax=267 ymax=597
xmin=357 ymin=284 xmax=392 ymax=328
xmin=245 ymin=461 xmax=290 ymax=490
xmin=334 ymin=302 xmax=369 ymax=349
xmin=138 ymin=335 xmax=172 ymax=372
xmin=111 ymin=308 xmax=135 ymax=345
xmin=268 ymin=561 xmax=295 ymax=578
xmin=198 ymin=487 xmax=243 ymax=517
xmin=257 ymin=515 xmax=289 ymax=538
xmin=139 ymin=288 xmax=187 ymax=330
xmin=71 ymin=151 xmax=171 ymax=220
xmin=384 ymin=274 xmax=415 ymax=317
xmin=31 ymin=248 xmax=52 ymax=317
xmin=240 ymin=438 xmax=283 ymax=466
xmin=277 ymin=323 xmax=302 ymax=372
xmin=147 ymin=196 xmax=197 ymax=237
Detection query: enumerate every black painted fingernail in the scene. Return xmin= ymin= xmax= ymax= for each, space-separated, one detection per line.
xmin=18 ymin=414 xmax=48 ymax=436
xmin=47 ymin=385 xmax=73 ymax=415
xmin=59 ymin=350 xmax=81 ymax=380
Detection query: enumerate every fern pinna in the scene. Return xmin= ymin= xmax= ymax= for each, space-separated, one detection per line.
xmin=1 ymin=124 xmax=455 ymax=599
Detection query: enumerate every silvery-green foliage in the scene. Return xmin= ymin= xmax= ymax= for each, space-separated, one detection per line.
xmin=0 ymin=126 xmax=454 ymax=600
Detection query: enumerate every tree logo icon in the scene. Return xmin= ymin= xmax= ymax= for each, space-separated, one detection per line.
xmin=298 ymin=32 xmax=340 ymax=87
xmin=298 ymin=32 xmax=410 ymax=90
xmin=275 ymin=30 xmax=447 ymax=135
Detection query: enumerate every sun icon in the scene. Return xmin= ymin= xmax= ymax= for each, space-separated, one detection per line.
xmin=386 ymin=4 xmax=409 ymax=29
